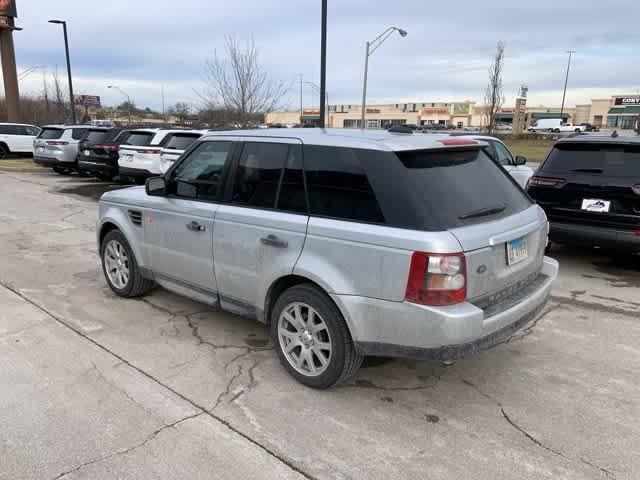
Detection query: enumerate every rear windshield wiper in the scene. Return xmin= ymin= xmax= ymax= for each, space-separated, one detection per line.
xmin=459 ymin=204 xmax=506 ymax=220
xmin=571 ymin=168 xmax=603 ymax=173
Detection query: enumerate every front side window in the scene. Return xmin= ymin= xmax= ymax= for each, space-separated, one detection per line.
xmin=231 ymin=142 xmax=289 ymax=209
xmin=304 ymin=145 xmax=385 ymax=224
xmin=172 ymin=141 xmax=233 ymax=201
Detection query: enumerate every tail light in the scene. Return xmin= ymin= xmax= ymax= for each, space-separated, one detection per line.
xmin=632 ymin=184 xmax=640 ymax=195
xmin=528 ymin=176 xmax=566 ymax=187
xmin=96 ymin=143 xmax=119 ymax=151
xmin=138 ymin=148 xmax=162 ymax=155
xmin=46 ymin=141 xmax=69 ymax=146
xmin=405 ymin=252 xmax=467 ymax=306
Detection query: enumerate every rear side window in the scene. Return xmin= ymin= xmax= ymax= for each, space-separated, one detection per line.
xmin=85 ymin=129 xmax=108 ymax=143
xmin=38 ymin=128 xmax=64 ymax=140
xmin=165 ymin=133 xmax=202 ymax=151
xmin=26 ymin=126 xmax=40 ymax=136
xmin=543 ymin=143 xmax=640 ymax=177
xmin=304 ymin=145 xmax=385 ymax=224
xmin=393 ymin=149 xmax=531 ymax=229
xmin=230 ymin=142 xmax=289 ymax=209
xmin=70 ymin=128 xmax=88 ymax=140
xmin=124 ymin=132 xmax=154 ymax=146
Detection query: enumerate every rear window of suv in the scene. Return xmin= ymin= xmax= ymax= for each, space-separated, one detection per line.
xmin=70 ymin=128 xmax=89 ymax=140
xmin=164 ymin=133 xmax=202 ymax=151
xmin=543 ymin=143 xmax=640 ymax=177
xmin=123 ymin=132 xmax=154 ymax=146
xmin=85 ymin=129 xmax=108 ymax=143
xmin=38 ymin=128 xmax=64 ymax=140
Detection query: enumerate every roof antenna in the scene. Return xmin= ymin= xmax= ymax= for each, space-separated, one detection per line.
xmin=611 ymin=130 xmax=619 ymax=138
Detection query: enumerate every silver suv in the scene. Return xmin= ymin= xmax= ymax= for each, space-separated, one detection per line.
xmin=33 ymin=125 xmax=90 ymax=174
xmin=97 ymin=129 xmax=558 ymax=388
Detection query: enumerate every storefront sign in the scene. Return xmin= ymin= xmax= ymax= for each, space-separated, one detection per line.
xmin=366 ymin=108 xmax=380 ymax=114
xmin=614 ymin=96 xmax=640 ymax=106
xmin=302 ymin=109 xmax=320 ymax=115
xmin=421 ymin=108 xmax=449 ymax=115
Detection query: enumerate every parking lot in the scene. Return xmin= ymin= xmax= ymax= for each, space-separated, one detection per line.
xmin=1 ymin=168 xmax=639 ymax=480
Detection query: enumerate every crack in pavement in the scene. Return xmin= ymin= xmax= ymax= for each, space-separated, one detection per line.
xmin=52 ymin=412 xmax=204 ymax=479
xmin=461 ymin=379 xmax=616 ymax=479
xmin=496 ymin=302 xmax=568 ymax=346
xmin=551 ymin=294 xmax=638 ymax=318
xmin=228 ymin=359 xmax=260 ymax=405
xmin=0 ymin=280 xmax=316 ymax=480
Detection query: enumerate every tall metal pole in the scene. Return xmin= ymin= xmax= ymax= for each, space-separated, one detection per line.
xmin=360 ymin=42 xmax=370 ymax=130
xmin=560 ymin=50 xmax=575 ymax=121
xmin=299 ymin=74 xmax=303 ymax=126
xmin=319 ymin=0 xmax=327 ymax=128
xmin=61 ymin=22 xmax=76 ymax=124
xmin=0 ymin=22 xmax=20 ymax=122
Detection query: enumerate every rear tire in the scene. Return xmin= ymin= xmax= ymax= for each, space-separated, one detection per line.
xmin=271 ymin=284 xmax=363 ymax=389
xmin=101 ymin=229 xmax=155 ymax=298
xmin=53 ymin=166 xmax=71 ymax=175
xmin=0 ymin=144 xmax=8 ymax=159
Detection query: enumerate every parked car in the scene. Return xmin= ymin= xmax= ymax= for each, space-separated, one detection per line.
xmin=528 ymin=118 xmax=563 ymax=132
xmin=554 ymin=123 xmax=586 ymax=133
xmin=117 ymin=129 xmax=174 ymax=183
xmin=97 ymin=128 xmax=558 ymax=388
xmin=460 ymin=134 xmax=534 ymax=188
xmin=494 ymin=123 xmax=512 ymax=132
xmin=0 ymin=123 xmax=41 ymax=157
xmin=77 ymin=127 xmax=130 ymax=181
xmin=158 ymin=130 xmax=208 ymax=174
xmin=33 ymin=125 xmax=90 ymax=174
xmin=527 ymin=135 xmax=640 ymax=253
xmin=580 ymin=123 xmax=600 ymax=132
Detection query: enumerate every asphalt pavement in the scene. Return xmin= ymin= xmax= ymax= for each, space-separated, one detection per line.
xmin=1 ymin=170 xmax=638 ymax=480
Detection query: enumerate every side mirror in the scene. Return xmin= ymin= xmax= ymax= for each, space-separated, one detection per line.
xmin=515 ymin=156 xmax=527 ymax=166
xmin=146 ymin=176 xmax=167 ymax=196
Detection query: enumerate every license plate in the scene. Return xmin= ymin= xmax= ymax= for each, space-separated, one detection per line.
xmin=506 ymin=237 xmax=528 ymax=266
xmin=37 ymin=147 xmax=44 ymax=152
xmin=581 ymin=199 xmax=610 ymax=213
xmin=83 ymin=150 xmax=90 ymax=156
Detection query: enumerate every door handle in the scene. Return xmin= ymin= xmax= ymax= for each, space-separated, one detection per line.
xmin=260 ymin=234 xmax=288 ymax=248
xmin=186 ymin=221 xmax=206 ymax=232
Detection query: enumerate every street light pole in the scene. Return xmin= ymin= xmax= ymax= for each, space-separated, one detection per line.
xmin=360 ymin=26 xmax=408 ymax=129
xmin=560 ymin=50 xmax=575 ymax=121
xmin=108 ymin=85 xmax=132 ymax=125
xmin=49 ymin=20 xmax=76 ymax=124
xmin=319 ymin=0 xmax=327 ymax=128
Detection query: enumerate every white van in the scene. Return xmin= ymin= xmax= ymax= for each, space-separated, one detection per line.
xmin=528 ymin=119 xmax=562 ymax=132
xmin=0 ymin=123 xmax=41 ymax=157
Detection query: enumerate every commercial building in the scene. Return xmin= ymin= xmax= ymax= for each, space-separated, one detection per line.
xmin=266 ymin=94 xmax=640 ymax=130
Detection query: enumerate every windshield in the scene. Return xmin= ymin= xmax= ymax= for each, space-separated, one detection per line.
xmin=544 ymin=143 xmax=640 ymax=177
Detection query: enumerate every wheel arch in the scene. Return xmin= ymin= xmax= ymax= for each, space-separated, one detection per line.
xmin=263 ymin=275 xmax=356 ymax=341
xmin=97 ymin=210 xmax=147 ymax=269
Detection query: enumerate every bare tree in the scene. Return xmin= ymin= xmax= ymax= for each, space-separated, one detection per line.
xmin=167 ymin=102 xmax=191 ymax=123
xmin=483 ymin=41 xmax=505 ymax=135
xmin=198 ymin=36 xmax=288 ymax=127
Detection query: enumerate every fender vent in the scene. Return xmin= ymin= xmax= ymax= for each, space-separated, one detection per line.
xmin=128 ymin=210 xmax=143 ymax=226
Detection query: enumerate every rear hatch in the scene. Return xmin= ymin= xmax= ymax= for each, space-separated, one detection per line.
xmin=34 ymin=127 xmax=64 ymax=156
xmin=529 ymin=142 xmax=640 ymax=230
xmin=118 ymin=130 xmax=158 ymax=168
xmin=159 ymin=132 xmax=203 ymax=172
xmin=391 ymin=146 xmax=547 ymax=302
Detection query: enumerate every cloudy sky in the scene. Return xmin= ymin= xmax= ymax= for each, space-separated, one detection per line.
xmin=9 ymin=0 xmax=640 ymax=111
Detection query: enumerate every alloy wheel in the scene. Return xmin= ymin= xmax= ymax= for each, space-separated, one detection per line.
xmin=104 ymin=239 xmax=130 ymax=289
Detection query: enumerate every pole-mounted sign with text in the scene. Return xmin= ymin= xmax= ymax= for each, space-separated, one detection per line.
xmin=0 ymin=0 xmax=17 ymax=18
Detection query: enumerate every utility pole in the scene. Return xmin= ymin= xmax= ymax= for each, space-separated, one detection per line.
xmin=319 ymin=0 xmax=327 ymax=128
xmin=0 ymin=2 xmax=22 ymax=122
xmin=299 ymin=74 xmax=303 ymax=126
xmin=161 ymin=84 xmax=165 ymax=121
xmin=560 ymin=50 xmax=575 ymax=121
xmin=49 ymin=20 xmax=77 ymax=124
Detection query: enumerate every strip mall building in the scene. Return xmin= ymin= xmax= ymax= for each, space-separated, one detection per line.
xmin=266 ymin=94 xmax=640 ymax=130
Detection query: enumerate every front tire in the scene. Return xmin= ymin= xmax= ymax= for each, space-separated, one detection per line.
xmin=101 ymin=229 xmax=154 ymax=298
xmin=271 ymin=284 xmax=363 ymax=389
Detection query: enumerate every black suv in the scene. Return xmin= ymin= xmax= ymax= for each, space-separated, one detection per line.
xmin=77 ymin=127 xmax=130 ymax=181
xmin=527 ymin=135 xmax=640 ymax=252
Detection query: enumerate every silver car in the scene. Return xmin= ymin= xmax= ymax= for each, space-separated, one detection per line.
xmin=97 ymin=129 xmax=558 ymax=388
xmin=33 ymin=125 xmax=90 ymax=174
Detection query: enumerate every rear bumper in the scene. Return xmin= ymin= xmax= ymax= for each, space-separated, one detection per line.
xmin=33 ymin=154 xmax=76 ymax=167
xmin=118 ymin=166 xmax=154 ymax=180
xmin=550 ymin=221 xmax=640 ymax=252
xmin=33 ymin=156 xmax=58 ymax=167
xmin=336 ymin=256 xmax=559 ymax=361
xmin=77 ymin=158 xmax=117 ymax=176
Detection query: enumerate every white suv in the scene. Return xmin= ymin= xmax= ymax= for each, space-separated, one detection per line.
xmin=118 ymin=129 xmax=197 ymax=182
xmin=0 ymin=123 xmax=41 ymax=157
